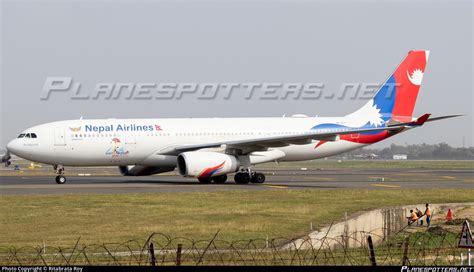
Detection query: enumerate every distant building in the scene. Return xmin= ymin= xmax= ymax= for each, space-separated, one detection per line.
xmin=393 ymin=154 xmax=408 ymax=160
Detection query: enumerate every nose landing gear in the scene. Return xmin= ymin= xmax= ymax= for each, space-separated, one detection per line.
xmin=1 ymin=152 xmax=11 ymax=167
xmin=55 ymin=175 xmax=67 ymax=184
xmin=54 ymin=165 xmax=66 ymax=184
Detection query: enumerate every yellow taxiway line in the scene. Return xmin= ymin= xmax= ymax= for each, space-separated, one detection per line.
xmin=370 ymin=183 xmax=401 ymax=188
xmin=264 ymin=185 xmax=288 ymax=189
xmin=441 ymin=176 xmax=457 ymax=180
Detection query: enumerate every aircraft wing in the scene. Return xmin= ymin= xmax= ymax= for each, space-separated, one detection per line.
xmin=158 ymin=123 xmax=406 ymax=155
xmin=158 ymin=113 xmax=461 ymax=155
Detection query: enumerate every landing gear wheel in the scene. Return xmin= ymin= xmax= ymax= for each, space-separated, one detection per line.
xmin=234 ymin=172 xmax=250 ymax=184
xmin=251 ymin=172 xmax=266 ymax=184
xmin=212 ymin=174 xmax=227 ymax=184
xmin=198 ymin=177 xmax=212 ymax=184
xmin=55 ymin=175 xmax=66 ymax=184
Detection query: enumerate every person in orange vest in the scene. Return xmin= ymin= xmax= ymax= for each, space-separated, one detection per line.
xmin=407 ymin=209 xmax=418 ymax=225
xmin=424 ymin=203 xmax=432 ymax=227
xmin=415 ymin=208 xmax=423 ymax=226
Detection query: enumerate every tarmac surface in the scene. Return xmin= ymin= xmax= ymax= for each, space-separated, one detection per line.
xmin=1 ymin=168 xmax=473 ymax=195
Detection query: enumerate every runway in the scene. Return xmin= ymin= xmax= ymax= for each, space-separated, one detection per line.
xmin=1 ymin=168 xmax=472 ymax=195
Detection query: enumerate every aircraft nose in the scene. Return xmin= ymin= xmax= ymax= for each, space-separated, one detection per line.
xmin=6 ymin=139 xmax=20 ymax=155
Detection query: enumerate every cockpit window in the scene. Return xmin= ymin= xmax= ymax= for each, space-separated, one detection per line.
xmin=17 ymin=133 xmax=37 ymax=138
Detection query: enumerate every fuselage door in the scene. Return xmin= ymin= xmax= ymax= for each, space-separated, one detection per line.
xmin=54 ymin=128 xmax=66 ymax=146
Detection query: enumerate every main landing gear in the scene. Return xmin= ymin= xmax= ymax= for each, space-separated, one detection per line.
xmin=197 ymin=170 xmax=266 ymax=185
xmin=54 ymin=165 xmax=66 ymax=184
xmin=234 ymin=170 xmax=265 ymax=184
xmin=198 ymin=174 xmax=228 ymax=184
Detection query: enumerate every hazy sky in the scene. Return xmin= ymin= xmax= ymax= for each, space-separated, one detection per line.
xmin=1 ymin=0 xmax=473 ymax=148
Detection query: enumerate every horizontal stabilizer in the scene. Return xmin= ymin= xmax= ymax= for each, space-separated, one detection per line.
xmin=426 ymin=114 xmax=464 ymax=122
xmin=387 ymin=113 xmax=463 ymax=127
xmin=387 ymin=113 xmax=430 ymax=127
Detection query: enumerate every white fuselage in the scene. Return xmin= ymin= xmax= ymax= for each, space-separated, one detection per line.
xmin=7 ymin=116 xmax=368 ymax=167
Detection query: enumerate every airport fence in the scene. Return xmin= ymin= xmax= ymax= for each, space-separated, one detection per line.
xmin=0 ymin=227 xmax=468 ymax=266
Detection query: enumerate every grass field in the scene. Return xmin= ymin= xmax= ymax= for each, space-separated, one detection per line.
xmin=1 ymin=188 xmax=473 ymax=248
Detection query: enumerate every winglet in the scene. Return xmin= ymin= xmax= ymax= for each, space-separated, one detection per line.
xmin=411 ymin=113 xmax=431 ymax=126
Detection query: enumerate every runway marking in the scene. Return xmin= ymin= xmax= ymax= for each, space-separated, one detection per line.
xmin=264 ymin=185 xmax=288 ymax=189
xmin=0 ymin=184 xmax=171 ymax=189
xmin=370 ymin=184 xmax=401 ymax=188
xmin=300 ymin=176 xmax=334 ymax=181
xmin=396 ymin=173 xmax=414 ymax=176
xmin=441 ymin=176 xmax=457 ymax=180
xmin=397 ymin=173 xmax=430 ymax=177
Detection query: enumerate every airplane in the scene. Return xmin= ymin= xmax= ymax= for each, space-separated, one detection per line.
xmin=2 ymin=50 xmax=462 ymax=184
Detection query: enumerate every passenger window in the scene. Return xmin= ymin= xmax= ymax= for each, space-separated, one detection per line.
xmin=31 ymin=133 xmax=37 ymax=138
xmin=25 ymin=133 xmax=31 ymax=138
xmin=18 ymin=134 xmax=25 ymax=138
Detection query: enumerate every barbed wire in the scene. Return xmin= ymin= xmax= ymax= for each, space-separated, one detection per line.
xmin=0 ymin=227 xmax=467 ymax=266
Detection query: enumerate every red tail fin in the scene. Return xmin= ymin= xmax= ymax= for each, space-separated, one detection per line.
xmin=391 ymin=50 xmax=429 ymax=121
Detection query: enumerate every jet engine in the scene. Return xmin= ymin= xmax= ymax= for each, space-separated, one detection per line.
xmin=1 ymin=151 xmax=11 ymax=167
xmin=177 ymin=151 xmax=240 ymax=177
xmin=119 ymin=165 xmax=175 ymax=176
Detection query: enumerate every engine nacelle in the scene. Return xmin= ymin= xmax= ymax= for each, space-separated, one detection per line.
xmin=177 ymin=151 xmax=240 ymax=178
xmin=119 ymin=165 xmax=175 ymax=176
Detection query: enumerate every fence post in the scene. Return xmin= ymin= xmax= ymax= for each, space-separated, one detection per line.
xmin=402 ymin=237 xmax=409 ymax=266
xmin=367 ymin=235 xmax=376 ymax=266
xmin=149 ymin=242 xmax=156 ymax=266
xmin=197 ymin=230 xmax=220 ymax=265
xmin=176 ymin=243 xmax=182 ymax=266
